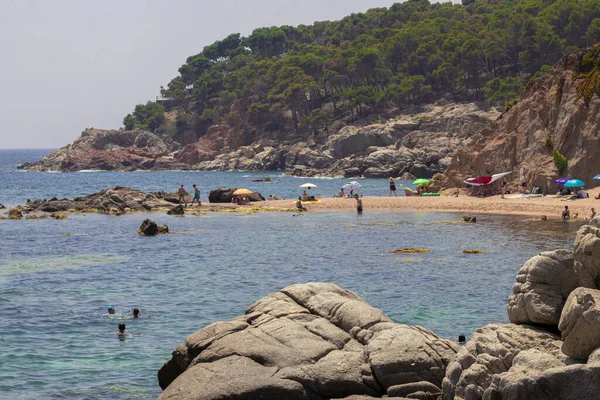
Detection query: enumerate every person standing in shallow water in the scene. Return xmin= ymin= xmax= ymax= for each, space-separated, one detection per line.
xmin=562 ymin=205 xmax=570 ymax=220
xmin=389 ymin=177 xmax=397 ymax=197
xmin=178 ymin=184 xmax=187 ymax=207
xmin=355 ymin=194 xmax=363 ymax=214
xmin=190 ymin=184 xmax=201 ymax=207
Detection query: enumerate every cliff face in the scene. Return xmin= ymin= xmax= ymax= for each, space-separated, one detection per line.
xmin=435 ymin=45 xmax=600 ymax=192
xmin=24 ymin=103 xmax=499 ymax=176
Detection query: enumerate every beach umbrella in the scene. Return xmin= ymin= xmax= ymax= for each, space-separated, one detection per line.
xmin=342 ymin=181 xmax=362 ymax=192
xmin=232 ymin=188 xmax=253 ymax=196
xmin=464 ymin=176 xmax=493 ymax=186
xmin=554 ymin=177 xmax=571 ymax=184
xmin=299 ymin=183 xmax=317 ymax=189
xmin=564 ymin=179 xmax=585 ymax=188
xmin=594 ymin=174 xmax=600 ymax=180
xmin=412 ymin=178 xmax=430 ymax=185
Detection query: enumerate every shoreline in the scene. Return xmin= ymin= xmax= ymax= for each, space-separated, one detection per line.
xmin=257 ymin=192 xmax=600 ymax=219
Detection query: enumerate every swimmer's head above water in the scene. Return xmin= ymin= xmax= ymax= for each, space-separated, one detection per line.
xmin=107 ymin=306 xmax=115 ymax=314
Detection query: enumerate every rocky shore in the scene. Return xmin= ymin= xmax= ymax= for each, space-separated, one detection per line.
xmin=21 ymin=103 xmax=498 ymax=178
xmin=157 ymin=217 xmax=600 ymax=400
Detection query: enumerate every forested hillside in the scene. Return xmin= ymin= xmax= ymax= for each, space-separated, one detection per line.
xmin=124 ymin=0 xmax=600 ymax=141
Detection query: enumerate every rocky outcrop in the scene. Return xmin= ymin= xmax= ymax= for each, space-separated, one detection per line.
xmin=442 ymin=323 xmax=566 ymax=400
xmin=20 ymin=128 xmax=183 ymax=172
xmin=138 ymin=219 xmax=169 ymax=235
xmin=23 ymin=103 xmax=497 ymax=175
xmin=158 ymin=282 xmax=459 ymax=400
xmin=208 ymin=188 xmax=265 ymax=203
xmin=558 ymin=287 xmax=600 ymax=359
xmin=8 ymin=209 xmax=23 ymax=219
xmin=437 ymin=45 xmax=600 ymax=191
xmin=507 ymin=249 xmax=577 ymax=325
xmin=13 ymin=186 xmax=174 ymax=214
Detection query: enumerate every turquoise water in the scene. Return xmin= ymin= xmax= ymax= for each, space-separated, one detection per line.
xmin=0 ymin=150 xmax=582 ymax=399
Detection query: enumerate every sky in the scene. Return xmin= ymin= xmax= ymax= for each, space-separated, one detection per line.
xmin=0 ymin=0 xmax=456 ymax=149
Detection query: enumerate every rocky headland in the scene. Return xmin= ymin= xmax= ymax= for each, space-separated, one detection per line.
xmin=157 ymin=216 xmax=600 ymax=400
xmin=434 ymin=45 xmax=600 ymax=193
xmin=21 ymin=103 xmax=498 ymax=178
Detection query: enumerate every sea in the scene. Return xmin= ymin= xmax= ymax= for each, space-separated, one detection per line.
xmin=0 ymin=149 xmax=583 ymax=399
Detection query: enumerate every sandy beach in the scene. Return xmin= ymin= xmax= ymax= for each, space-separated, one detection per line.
xmin=259 ymin=189 xmax=600 ymax=219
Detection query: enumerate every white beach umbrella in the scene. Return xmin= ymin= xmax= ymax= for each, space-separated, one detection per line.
xmin=342 ymin=181 xmax=362 ymax=192
xmin=299 ymin=183 xmax=317 ymax=189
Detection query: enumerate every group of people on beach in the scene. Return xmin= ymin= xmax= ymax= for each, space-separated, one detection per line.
xmin=177 ymin=184 xmax=201 ymax=207
xmin=107 ymin=306 xmax=140 ymax=336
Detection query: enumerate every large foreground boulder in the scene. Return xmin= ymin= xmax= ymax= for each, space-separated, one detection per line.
xmin=442 ymin=323 xmax=568 ymax=400
xmin=208 ymin=188 xmax=265 ymax=203
xmin=507 ymin=249 xmax=577 ymax=326
xmin=558 ymin=287 xmax=600 ymax=359
xmin=158 ymin=282 xmax=459 ymax=400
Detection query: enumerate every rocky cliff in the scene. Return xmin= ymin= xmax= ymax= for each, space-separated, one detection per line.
xmin=20 ymin=128 xmax=184 ymax=172
xmin=23 ymin=103 xmax=498 ymax=177
xmin=434 ymin=45 xmax=600 ymax=192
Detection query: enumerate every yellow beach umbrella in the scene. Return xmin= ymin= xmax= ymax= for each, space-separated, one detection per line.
xmin=232 ymin=188 xmax=253 ymax=196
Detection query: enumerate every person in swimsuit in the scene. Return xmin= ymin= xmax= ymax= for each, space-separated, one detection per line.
xmin=355 ymin=194 xmax=363 ymax=214
xmin=562 ymin=205 xmax=570 ymax=220
xmin=132 ymin=308 xmax=140 ymax=318
xmin=590 ymin=208 xmax=596 ymax=220
xmin=177 ymin=185 xmax=187 ymax=207
xmin=190 ymin=184 xmax=201 ymax=206
xmin=296 ymin=197 xmax=307 ymax=211
xmin=389 ymin=177 xmax=397 ymax=197
xmin=107 ymin=306 xmax=115 ymax=315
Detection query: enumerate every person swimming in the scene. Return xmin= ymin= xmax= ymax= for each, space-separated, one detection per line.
xmin=107 ymin=306 xmax=115 ymax=315
xmin=117 ymin=323 xmax=127 ymax=336
xmin=132 ymin=308 xmax=140 ymax=318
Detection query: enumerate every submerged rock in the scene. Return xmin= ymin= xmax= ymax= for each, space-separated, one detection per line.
xmin=157 ymin=282 xmax=459 ymax=399
xmin=167 ymin=205 xmax=185 ymax=215
xmin=8 ymin=209 xmax=23 ymax=219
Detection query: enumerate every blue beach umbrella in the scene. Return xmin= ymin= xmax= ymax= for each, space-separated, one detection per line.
xmin=594 ymin=174 xmax=600 ymax=180
xmin=564 ymin=179 xmax=585 ymax=188
xmin=554 ymin=177 xmax=571 ymax=185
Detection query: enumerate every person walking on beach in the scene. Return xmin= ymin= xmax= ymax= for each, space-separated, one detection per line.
xmin=355 ymin=194 xmax=363 ymax=214
xmin=190 ymin=184 xmax=201 ymax=207
xmin=591 ymin=208 xmax=596 ymax=220
xmin=389 ymin=177 xmax=397 ymax=197
xmin=501 ymin=181 xmax=507 ymax=199
xmin=562 ymin=205 xmax=570 ymax=220
xmin=178 ymin=184 xmax=187 ymax=207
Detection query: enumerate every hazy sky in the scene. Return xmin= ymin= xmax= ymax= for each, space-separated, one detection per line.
xmin=0 ymin=0 xmax=454 ymax=149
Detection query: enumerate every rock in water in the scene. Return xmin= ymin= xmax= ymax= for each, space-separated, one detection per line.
xmin=8 ymin=209 xmax=23 ymax=219
xmin=558 ymin=287 xmax=600 ymax=359
xmin=157 ymin=282 xmax=459 ymax=400
xmin=138 ymin=219 xmax=158 ymax=236
xmin=208 ymin=188 xmax=265 ymax=203
xmin=167 ymin=205 xmax=185 ymax=215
